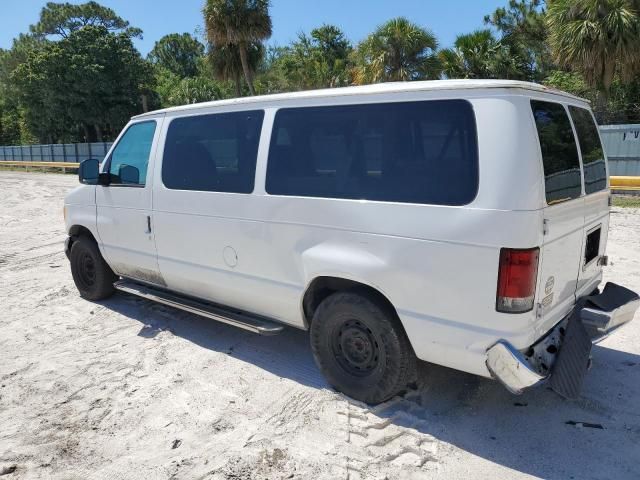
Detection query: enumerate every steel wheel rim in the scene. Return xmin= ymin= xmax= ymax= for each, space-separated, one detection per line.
xmin=332 ymin=318 xmax=380 ymax=376
xmin=77 ymin=251 xmax=97 ymax=289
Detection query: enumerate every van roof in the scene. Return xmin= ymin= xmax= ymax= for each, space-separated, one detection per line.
xmin=133 ymin=79 xmax=588 ymax=119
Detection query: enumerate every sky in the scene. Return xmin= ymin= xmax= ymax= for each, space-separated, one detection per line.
xmin=2 ymin=0 xmax=507 ymax=55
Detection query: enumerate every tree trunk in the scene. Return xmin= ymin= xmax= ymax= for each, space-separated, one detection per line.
xmin=141 ymin=93 xmax=149 ymax=113
xmin=234 ymin=71 xmax=242 ymax=97
xmin=95 ymin=124 xmax=103 ymax=142
xmin=238 ymin=43 xmax=255 ymax=96
xmin=595 ymin=89 xmax=609 ymax=123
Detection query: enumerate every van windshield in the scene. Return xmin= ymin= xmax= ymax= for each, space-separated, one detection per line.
xmin=266 ymin=100 xmax=478 ymax=206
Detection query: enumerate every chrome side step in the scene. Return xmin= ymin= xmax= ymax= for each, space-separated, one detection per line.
xmin=113 ymin=279 xmax=284 ymax=335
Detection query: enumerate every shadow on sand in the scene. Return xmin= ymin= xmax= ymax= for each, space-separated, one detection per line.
xmin=102 ymin=292 xmax=640 ymax=480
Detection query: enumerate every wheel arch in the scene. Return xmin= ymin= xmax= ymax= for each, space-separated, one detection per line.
xmin=301 ymin=275 xmax=401 ymax=329
xmin=66 ymin=224 xmax=98 ymax=256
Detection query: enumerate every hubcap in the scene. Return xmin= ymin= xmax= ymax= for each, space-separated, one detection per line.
xmin=333 ymin=319 xmax=380 ymax=376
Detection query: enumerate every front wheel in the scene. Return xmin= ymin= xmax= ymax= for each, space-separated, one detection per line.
xmin=310 ymin=291 xmax=416 ymax=404
xmin=69 ymin=236 xmax=117 ymax=301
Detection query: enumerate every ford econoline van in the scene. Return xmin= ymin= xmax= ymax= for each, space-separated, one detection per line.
xmin=64 ymin=80 xmax=639 ymax=404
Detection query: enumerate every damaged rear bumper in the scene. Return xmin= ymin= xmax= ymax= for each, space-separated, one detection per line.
xmin=486 ymin=282 xmax=639 ymax=396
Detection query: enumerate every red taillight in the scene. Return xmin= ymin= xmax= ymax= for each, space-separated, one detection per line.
xmin=496 ymin=248 xmax=539 ymax=313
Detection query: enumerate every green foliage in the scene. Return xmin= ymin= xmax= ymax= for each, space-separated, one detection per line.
xmin=208 ymin=42 xmax=262 ymax=96
xmin=353 ymin=17 xmax=439 ymax=84
xmin=544 ymin=70 xmax=640 ymax=123
xmin=12 ymin=26 xmax=152 ymax=142
xmin=148 ymin=33 xmax=205 ymax=79
xmin=439 ymin=29 xmax=522 ymax=79
xmin=30 ymin=1 xmax=141 ymax=39
xmin=485 ymin=0 xmax=550 ymax=80
xmin=546 ymin=0 xmax=640 ymax=94
xmin=544 ymin=70 xmax=592 ymax=97
xmin=270 ymin=25 xmax=352 ymax=90
xmin=154 ymin=63 xmax=225 ymax=107
xmin=203 ymin=0 xmax=272 ymax=95
xmin=165 ymin=76 xmax=222 ymax=106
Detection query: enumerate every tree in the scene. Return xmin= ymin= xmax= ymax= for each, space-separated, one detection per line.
xmin=30 ymin=1 xmax=141 ymax=39
xmin=546 ymin=0 xmax=640 ymax=99
xmin=274 ymin=25 xmax=352 ymax=90
xmin=545 ymin=69 xmax=640 ymax=122
xmin=12 ymin=26 xmax=152 ymax=142
xmin=208 ymin=42 xmax=263 ymax=96
xmin=439 ymin=30 xmax=521 ymax=79
xmin=0 ymin=40 xmax=39 ymax=144
xmin=203 ymin=0 xmax=272 ymax=95
xmin=148 ymin=33 xmax=205 ymax=79
xmin=352 ymin=17 xmax=440 ymax=84
xmin=165 ymin=76 xmax=222 ymax=106
xmin=484 ymin=0 xmax=551 ymax=80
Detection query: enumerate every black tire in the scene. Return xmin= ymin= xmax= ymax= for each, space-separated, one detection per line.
xmin=69 ymin=236 xmax=117 ymax=301
xmin=310 ymin=291 xmax=417 ymax=404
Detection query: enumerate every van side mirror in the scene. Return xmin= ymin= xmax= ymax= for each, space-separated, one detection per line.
xmin=78 ymin=158 xmax=99 ymax=185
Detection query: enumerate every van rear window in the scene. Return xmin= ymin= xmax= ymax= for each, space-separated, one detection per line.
xmin=265 ymin=100 xmax=478 ymax=205
xmin=531 ymin=100 xmax=582 ymax=205
xmin=569 ymin=106 xmax=607 ymax=194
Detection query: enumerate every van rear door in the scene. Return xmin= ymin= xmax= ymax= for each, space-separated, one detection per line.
xmin=530 ymin=100 xmax=585 ymax=330
xmin=568 ymin=106 xmax=610 ymax=297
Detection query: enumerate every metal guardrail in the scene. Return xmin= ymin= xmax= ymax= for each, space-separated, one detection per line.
xmin=0 ymin=142 xmax=112 ymax=163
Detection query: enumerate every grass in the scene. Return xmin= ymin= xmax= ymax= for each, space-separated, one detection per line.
xmin=612 ymin=195 xmax=640 ymax=208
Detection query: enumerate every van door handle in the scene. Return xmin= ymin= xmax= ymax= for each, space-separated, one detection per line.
xmin=145 ymin=215 xmax=151 ymax=234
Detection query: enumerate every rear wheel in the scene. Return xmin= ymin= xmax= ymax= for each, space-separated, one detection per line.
xmin=310 ymin=291 xmax=416 ymax=404
xmin=70 ymin=236 xmax=117 ymax=300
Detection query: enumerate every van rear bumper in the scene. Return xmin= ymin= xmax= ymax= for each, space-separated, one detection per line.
xmin=486 ymin=341 xmax=546 ymax=394
xmin=486 ymin=282 xmax=639 ymax=395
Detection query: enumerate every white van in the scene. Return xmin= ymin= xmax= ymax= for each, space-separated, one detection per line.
xmin=64 ymin=80 xmax=638 ymax=403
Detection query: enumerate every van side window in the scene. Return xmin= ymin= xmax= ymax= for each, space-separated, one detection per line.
xmin=569 ymin=106 xmax=607 ymax=194
xmin=530 ymin=101 xmax=581 ymax=205
xmin=265 ymin=100 xmax=478 ymax=205
xmin=108 ymin=121 xmax=156 ymax=185
xmin=162 ymin=110 xmax=264 ymax=193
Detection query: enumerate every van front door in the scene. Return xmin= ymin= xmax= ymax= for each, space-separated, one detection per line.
xmin=96 ymin=119 xmax=165 ymax=286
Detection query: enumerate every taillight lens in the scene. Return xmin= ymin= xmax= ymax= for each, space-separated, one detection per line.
xmin=496 ymin=248 xmax=539 ymax=313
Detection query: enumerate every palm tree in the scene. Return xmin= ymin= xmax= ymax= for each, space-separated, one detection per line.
xmin=203 ymin=0 xmax=272 ymax=96
xmin=352 ymin=17 xmax=440 ymax=85
xmin=546 ymin=0 xmax=640 ymax=99
xmin=209 ymin=42 xmax=263 ymax=97
xmin=439 ymin=29 xmax=520 ymax=79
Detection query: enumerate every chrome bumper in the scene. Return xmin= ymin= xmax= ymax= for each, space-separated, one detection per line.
xmin=580 ymin=283 xmax=640 ymax=340
xmin=486 ymin=341 xmax=546 ymax=394
xmin=486 ymin=282 xmax=639 ymax=395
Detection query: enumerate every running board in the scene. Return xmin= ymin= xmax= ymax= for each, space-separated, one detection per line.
xmin=113 ymin=279 xmax=284 ymax=335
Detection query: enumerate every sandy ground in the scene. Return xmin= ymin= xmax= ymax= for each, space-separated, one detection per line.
xmin=0 ymin=170 xmax=639 ymax=480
